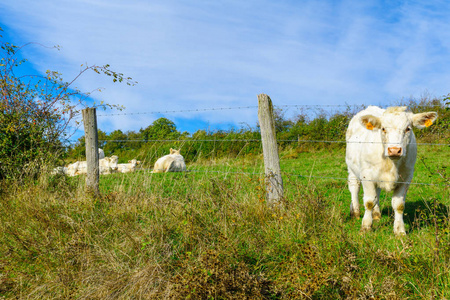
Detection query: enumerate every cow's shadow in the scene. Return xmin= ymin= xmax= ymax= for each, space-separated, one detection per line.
xmin=380 ymin=198 xmax=449 ymax=232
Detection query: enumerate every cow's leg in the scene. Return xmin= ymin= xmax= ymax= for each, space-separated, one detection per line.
xmin=361 ymin=181 xmax=377 ymax=231
xmin=392 ymin=183 xmax=409 ymax=235
xmin=373 ymin=188 xmax=382 ymax=220
xmin=348 ymin=172 xmax=360 ymax=218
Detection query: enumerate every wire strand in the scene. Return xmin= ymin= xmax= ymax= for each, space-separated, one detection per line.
xmin=96 ymin=105 xmax=259 ymax=116
xmin=93 ymin=139 xmax=450 ymax=146
xmin=95 ymin=103 xmax=447 ymax=117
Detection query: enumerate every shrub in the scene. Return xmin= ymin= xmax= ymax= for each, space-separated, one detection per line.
xmin=0 ymin=28 xmax=134 ymax=179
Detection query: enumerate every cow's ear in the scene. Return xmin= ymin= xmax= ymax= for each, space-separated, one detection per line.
xmin=170 ymin=148 xmax=174 ymax=154
xmin=360 ymin=115 xmax=381 ymax=130
xmin=412 ymin=112 xmax=438 ymax=129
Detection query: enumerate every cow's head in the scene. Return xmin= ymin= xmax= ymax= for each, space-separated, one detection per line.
xmin=128 ymin=159 xmax=140 ymax=166
xmin=360 ymin=107 xmax=437 ymax=158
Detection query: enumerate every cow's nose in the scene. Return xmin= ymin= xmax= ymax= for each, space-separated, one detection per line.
xmin=388 ymin=147 xmax=402 ymax=157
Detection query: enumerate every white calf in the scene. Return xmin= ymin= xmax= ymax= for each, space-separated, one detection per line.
xmin=346 ymin=106 xmax=437 ymax=235
xmin=117 ymin=159 xmax=141 ymax=173
xmin=152 ymin=148 xmax=187 ymax=173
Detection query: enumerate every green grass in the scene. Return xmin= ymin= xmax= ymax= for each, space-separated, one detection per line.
xmin=1 ymin=146 xmax=449 ymax=299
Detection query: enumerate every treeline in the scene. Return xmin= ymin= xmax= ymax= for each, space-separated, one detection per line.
xmin=67 ymin=97 xmax=449 ymax=165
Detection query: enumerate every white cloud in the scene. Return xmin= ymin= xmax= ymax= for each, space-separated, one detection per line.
xmin=1 ymin=0 xmax=450 ymax=139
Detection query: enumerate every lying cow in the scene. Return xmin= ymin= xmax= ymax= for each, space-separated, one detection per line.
xmin=51 ymin=166 xmax=68 ymax=175
xmin=346 ymin=106 xmax=437 ymax=235
xmin=152 ymin=148 xmax=187 ymax=173
xmin=99 ymin=155 xmax=119 ymax=174
xmin=117 ymin=159 xmax=141 ymax=173
xmin=66 ymin=161 xmax=80 ymax=177
xmin=67 ymin=155 xmax=119 ymax=176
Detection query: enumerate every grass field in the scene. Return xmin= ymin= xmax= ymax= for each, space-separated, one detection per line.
xmin=1 ymin=146 xmax=449 ymax=299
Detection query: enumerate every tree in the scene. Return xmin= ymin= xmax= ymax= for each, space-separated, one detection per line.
xmin=142 ymin=118 xmax=181 ymax=141
xmin=104 ymin=129 xmax=128 ymax=154
xmin=0 ymin=27 xmax=135 ymax=179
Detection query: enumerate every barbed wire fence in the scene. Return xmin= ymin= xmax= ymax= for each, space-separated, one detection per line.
xmin=77 ymin=95 xmax=450 ymax=198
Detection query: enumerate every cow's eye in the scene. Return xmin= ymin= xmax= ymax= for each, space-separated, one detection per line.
xmin=381 ymin=127 xmax=386 ymax=133
xmin=405 ymin=127 xmax=411 ymax=132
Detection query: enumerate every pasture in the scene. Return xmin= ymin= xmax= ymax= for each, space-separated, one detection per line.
xmin=1 ymin=146 xmax=449 ymax=299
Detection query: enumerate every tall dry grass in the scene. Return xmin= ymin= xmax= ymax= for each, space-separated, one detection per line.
xmin=1 ymin=152 xmax=449 ymax=299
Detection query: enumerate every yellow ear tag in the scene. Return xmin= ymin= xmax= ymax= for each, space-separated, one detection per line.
xmin=366 ymin=122 xmax=374 ymax=130
xmin=424 ymin=119 xmax=433 ymax=127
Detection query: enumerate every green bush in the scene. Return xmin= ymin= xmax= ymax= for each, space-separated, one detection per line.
xmin=0 ymin=28 xmax=134 ymax=179
xmin=0 ymin=38 xmax=64 ymax=178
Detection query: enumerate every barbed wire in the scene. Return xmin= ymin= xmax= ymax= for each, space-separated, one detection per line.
xmin=93 ymin=139 xmax=450 ymax=146
xmin=96 ymin=105 xmax=259 ymax=117
xmin=95 ymin=103 xmax=447 ymax=117
xmin=66 ymin=102 xmax=449 ymax=190
xmin=98 ymin=139 xmax=261 ymax=142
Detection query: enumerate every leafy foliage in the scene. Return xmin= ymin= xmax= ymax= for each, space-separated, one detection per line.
xmin=142 ymin=118 xmax=181 ymax=141
xmin=0 ymin=28 xmax=134 ymax=179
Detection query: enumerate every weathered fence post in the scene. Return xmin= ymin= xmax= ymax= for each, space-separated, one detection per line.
xmin=82 ymin=107 xmax=99 ymax=195
xmin=258 ymin=94 xmax=284 ymax=207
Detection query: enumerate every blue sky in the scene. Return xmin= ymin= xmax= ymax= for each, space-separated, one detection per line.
xmin=1 ymin=0 xmax=450 ymax=141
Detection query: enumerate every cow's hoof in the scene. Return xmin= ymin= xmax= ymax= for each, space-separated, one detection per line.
xmin=394 ymin=230 xmax=406 ymax=236
xmin=360 ymin=226 xmax=371 ymax=233
xmin=373 ymin=212 xmax=381 ymax=221
xmin=394 ymin=221 xmax=406 ymax=236
xmin=350 ymin=211 xmax=360 ymax=219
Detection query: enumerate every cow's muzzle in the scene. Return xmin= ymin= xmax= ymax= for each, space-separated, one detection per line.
xmin=387 ymin=146 xmax=402 ymax=157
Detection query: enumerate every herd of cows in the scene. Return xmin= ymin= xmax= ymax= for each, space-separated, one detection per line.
xmin=51 ymin=106 xmax=439 ymax=235
xmin=52 ymin=148 xmax=187 ymax=176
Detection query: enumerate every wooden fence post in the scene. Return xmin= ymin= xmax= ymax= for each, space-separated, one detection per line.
xmin=257 ymin=94 xmax=284 ymax=207
xmin=82 ymin=107 xmax=99 ymax=195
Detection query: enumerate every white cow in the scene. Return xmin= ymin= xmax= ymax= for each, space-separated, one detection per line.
xmin=116 ymin=159 xmax=141 ymax=173
xmin=99 ymin=155 xmax=119 ymax=174
xmin=152 ymin=148 xmax=187 ymax=173
xmin=346 ymin=106 xmax=437 ymax=235
xmin=51 ymin=166 xmax=68 ymax=175
xmin=66 ymin=155 xmax=119 ymax=176
xmin=66 ymin=161 xmax=81 ymax=176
